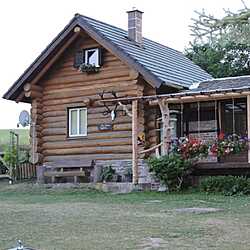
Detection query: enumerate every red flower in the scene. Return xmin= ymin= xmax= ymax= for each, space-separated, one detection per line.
xmin=218 ymin=132 xmax=225 ymax=140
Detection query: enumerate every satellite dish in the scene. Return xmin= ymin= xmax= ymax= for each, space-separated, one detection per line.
xmin=18 ymin=110 xmax=30 ymax=127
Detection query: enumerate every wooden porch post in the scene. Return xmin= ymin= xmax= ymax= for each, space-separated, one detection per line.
xmin=247 ymin=95 xmax=250 ymax=163
xmin=132 ymin=100 xmax=139 ymax=184
xmin=158 ymin=99 xmax=171 ymax=155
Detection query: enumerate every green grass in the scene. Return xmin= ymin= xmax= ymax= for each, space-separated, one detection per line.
xmin=1 ymin=183 xmax=250 ymax=250
xmin=0 ymin=129 xmax=29 ymax=147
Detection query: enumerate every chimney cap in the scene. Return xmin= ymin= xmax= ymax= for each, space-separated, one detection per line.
xmin=127 ymin=8 xmax=144 ymax=14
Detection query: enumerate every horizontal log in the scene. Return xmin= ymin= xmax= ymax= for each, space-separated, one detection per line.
xmin=44 ymin=68 xmax=130 ymax=85
xmin=41 ymin=121 xmax=132 ymax=132
xmin=42 ymin=84 xmax=138 ymax=102
xmin=41 ymin=122 xmax=132 ymax=136
xmin=24 ymin=83 xmax=42 ymax=92
xmin=42 ymin=137 xmax=131 ymax=150
xmin=43 ymin=80 xmax=137 ymax=96
xmin=25 ymin=90 xmax=42 ymax=99
xmin=42 ymin=131 xmax=131 ymax=142
xmin=42 ymin=103 xmax=132 ymax=114
xmin=43 ymin=145 xmax=132 ymax=156
xmin=52 ymin=62 xmax=128 ymax=78
xmin=42 ymin=91 xmax=138 ymax=107
xmin=43 ymin=75 xmax=133 ymax=91
xmin=44 ymin=153 xmax=132 ymax=162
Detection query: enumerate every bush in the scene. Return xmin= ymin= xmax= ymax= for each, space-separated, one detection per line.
xmin=101 ymin=165 xmax=116 ymax=182
xmin=148 ymin=153 xmax=192 ymax=191
xmin=200 ymin=176 xmax=250 ymax=196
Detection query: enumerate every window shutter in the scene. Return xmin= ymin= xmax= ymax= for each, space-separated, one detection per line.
xmin=98 ymin=48 xmax=104 ymax=66
xmin=73 ymin=50 xmax=85 ymax=68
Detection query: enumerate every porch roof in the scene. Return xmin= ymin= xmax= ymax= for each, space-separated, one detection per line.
xmin=101 ymin=75 xmax=250 ymax=103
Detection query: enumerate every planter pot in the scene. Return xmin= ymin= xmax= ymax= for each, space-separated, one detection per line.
xmin=219 ymin=150 xmax=248 ymax=163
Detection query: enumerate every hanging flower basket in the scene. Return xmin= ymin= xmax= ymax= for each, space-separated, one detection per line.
xmin=78 ymin=63 xmax=100 ymax=73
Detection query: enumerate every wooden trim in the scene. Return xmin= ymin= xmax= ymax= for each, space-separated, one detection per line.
xmin=139 ymin=142 xmax=162 ymax=154
xmin=99 ymin=91 xmax=250 ymax=104
xmin=68 ymin=107 xmax=88 ymax=138
xmin=132 ymin=100 xmax=138 ymax=184
xmin=15 ymin=92 xmax=25 ymax=103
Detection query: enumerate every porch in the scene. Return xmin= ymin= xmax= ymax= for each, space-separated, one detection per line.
xmin=104 ymin=77 xmax=250 ymax=184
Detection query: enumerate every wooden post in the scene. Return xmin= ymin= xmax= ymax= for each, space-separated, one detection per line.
xmin=158 ymin=99 xmax=171 ymax=155
xmin=247 ymin=95 xmax=250 ymax=163
xmin=132 ymin=100 xmax=139 ymax=184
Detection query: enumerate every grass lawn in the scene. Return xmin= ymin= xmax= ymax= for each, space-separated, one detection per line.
xmin=1 ymin=183 xmax=250 ymax=250
xmin=0 ymin=129 xmax=29 ymax=147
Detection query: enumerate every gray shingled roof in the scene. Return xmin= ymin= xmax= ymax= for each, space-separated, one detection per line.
xmin=78 ymin=15 xmax=212 ymax=88
xmin=196 ymin=75 xmax=250 ymax=91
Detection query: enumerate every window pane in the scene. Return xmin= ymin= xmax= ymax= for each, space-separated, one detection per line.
xmin=88 ymin=50 xmax=98 ymax=66
xmin=70 ymin=110 xmax=78 ymax=135
xmin=79 ymin=109 xmax=86 ymax=135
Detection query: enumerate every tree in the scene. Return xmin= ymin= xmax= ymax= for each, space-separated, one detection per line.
xmin=186 ymin=42 xmax=250 ymax=78
xmin=185 ymin=1 xmax=250 ymax=78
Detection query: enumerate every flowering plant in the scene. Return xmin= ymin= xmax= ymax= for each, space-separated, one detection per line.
xmin=171 ymin=137 xmax=209 ymax=160
xmin=210 ymin=132 xmax=248 ymax=157
xmin=79 ymin=63 xmax=100 ymax=73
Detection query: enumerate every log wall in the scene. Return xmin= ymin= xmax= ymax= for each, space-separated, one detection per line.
xmin=32 ymin=33 xmax=151 ymax=164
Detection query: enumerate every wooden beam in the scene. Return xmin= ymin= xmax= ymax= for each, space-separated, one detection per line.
xmin=15 ymin=92 xmax=25 ymax=103
xmin=139 ymin=142 xmax=162 ymax=154
xmin=30 ymin=32 xmax=79 ymax=85
xmin=158 ymin=99 xmax=171 ymax=155
xmin=24 ymin=90 xmax=42 ymax=99
xmin=24 ymin=83 xmax=42 ymax=92
xmin=132 ymin=100 xmax=139 ymax=184
xmin=218 ymin=101 xmax=222 ymax=132
xmin=247 ymin=95 xmax=250 ymax=163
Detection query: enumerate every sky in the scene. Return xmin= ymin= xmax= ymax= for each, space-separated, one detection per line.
xmin=0 ymin=0 xmax=246 ymax=129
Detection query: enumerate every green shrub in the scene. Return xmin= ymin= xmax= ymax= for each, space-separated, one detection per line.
xmin=200 ymin=176 xmax=250 ymax=195
xmin=148 ymin=153 xmax=192 ymax=191
xmin=101 ymin=165 xmax=116 ymax=182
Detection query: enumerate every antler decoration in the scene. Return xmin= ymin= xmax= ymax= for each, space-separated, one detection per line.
xmin=98 ymin=91 xmax=131 ymax=120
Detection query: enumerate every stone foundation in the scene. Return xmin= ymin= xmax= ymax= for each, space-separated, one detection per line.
xmin=95 ymin=159 xmax=155 ymax=184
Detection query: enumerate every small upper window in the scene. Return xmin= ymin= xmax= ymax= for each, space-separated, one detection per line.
xmin=85 ymin=48 xmax=99 ymax=67
xmin=68 ymin=107 xmax=87 ymax=137
xmin=73 ymin=48 xmax=103 ymax=69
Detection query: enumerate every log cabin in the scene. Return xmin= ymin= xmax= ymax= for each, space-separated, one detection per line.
xmin=8 ymin=9 xmax=248 ymax=185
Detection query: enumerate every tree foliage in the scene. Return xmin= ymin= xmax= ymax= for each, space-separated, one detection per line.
xmin=186 ymin=1 xmax=250 ymax=78
xmin=185 ymin=42 xmax=250 ymax=78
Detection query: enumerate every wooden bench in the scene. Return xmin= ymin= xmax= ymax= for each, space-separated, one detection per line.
xmin=43 ymin=159 xmax=95 ymax=183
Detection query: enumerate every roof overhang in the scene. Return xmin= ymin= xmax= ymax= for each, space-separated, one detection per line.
xmin=99 ymin=85 xmax=250 ymax=104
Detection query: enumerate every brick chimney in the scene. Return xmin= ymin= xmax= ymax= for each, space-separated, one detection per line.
xmin=127 ymin=8 xmax=143 ymax=45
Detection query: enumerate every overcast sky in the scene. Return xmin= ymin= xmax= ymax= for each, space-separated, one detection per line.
xmin=0 ymin=0 xmax=246 ymax=129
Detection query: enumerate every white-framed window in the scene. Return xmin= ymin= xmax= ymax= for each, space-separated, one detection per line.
xmin=85 ymin=48 xmax=99 ymax=67
xmin=68 ymin=107 xmax=87 ymax=137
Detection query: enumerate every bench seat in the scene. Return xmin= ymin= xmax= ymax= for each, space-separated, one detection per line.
xmin=43 ymin=159 xmax=95 ymax=183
